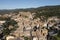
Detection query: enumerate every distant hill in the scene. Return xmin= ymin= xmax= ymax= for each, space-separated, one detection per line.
xmin=0 ymin=5 xmax=60 ymax=18
xmin=0 ymin=5 xmax=60 ymax=14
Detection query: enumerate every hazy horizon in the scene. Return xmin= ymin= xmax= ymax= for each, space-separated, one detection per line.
xmin=0 ymin=0 xmax=60 ymax=9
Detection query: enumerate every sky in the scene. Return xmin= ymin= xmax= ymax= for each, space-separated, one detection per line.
xmin=0 ymin=0 xmax=60 ymax=9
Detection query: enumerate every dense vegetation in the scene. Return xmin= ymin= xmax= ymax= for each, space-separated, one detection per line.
xmin=52 ymin=30 xmax=60 ymax=40
xmin=34 ymin=5 xmax=60 ymax=19
xmin=0 ymin=17 xmax=18 ymax=40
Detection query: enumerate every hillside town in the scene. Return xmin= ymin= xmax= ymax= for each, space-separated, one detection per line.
xmin=0 ymin=11 xmax=60 ymax=40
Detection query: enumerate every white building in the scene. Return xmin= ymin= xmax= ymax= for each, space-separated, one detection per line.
xmin=6 ymin=36 xmax=15 ymax=40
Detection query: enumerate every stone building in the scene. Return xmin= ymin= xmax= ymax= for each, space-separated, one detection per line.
xmin=5 ymin=12 xmax=48 ymax=40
